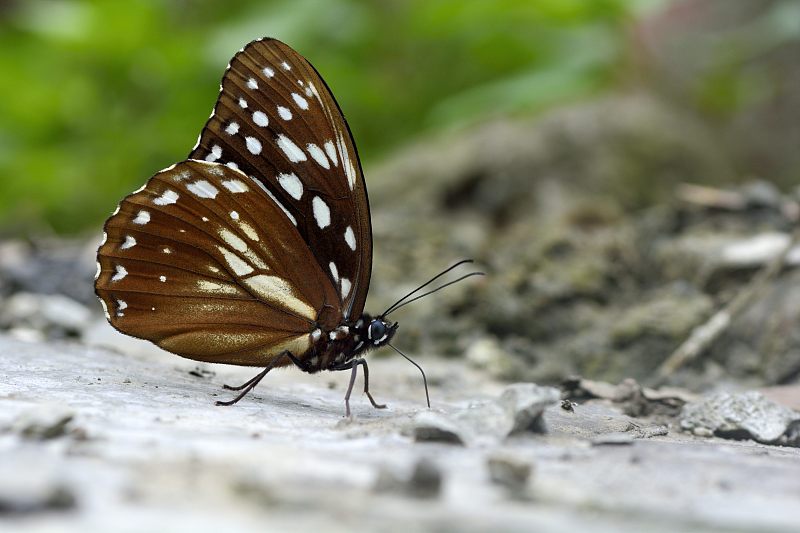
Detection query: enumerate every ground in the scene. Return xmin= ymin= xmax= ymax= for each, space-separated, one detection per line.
xmin=2 ymin=333 xmax=800 ymax=533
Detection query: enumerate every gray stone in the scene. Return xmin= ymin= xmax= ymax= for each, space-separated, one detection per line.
xmin=11 ymin=404 xmax=75 ymax=440
xmin=407 ymin=458 xmax=442 ymax=499
xmin=680 ymin=391 xmax=800 ymax=443
xmin=452 ymin=399 xmax=515 ymax=444
xmin=1 ymin=292 xmax=92 ymax=335
xmin=412 ymin=411 xmax=465 ymax=445
xmin=486 ymin=453 xmax=532 ymax=492
xmin=498 ymin=383 xmax=560 ymax=435
xmin=630 ymin=424 xmax=669 ymax=439
xmin=38 ymin=294 xmax=93 ymax=331
xmin=373 ymin=458 xmax=443 ymax=500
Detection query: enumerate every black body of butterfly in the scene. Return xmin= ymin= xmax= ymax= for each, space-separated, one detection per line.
xmin=95 ymin=38 xmax=481 ymax=416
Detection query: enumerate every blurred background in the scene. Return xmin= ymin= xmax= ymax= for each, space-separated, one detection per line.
xmin=1 ymin=0 xmax=799 ymax=389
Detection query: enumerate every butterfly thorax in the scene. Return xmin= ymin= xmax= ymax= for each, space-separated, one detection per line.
xmin=304 ymin=314 xmax=398 ymax=374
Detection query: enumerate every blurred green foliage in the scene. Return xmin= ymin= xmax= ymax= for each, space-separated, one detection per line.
xmin=0 ymin=0 xmax=650 ymax=234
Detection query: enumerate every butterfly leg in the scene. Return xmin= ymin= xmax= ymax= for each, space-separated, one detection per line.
xmin=356 ymin=359 xmax=387 ymax=411
xmin=222 ymin=371 xmax=264 ymax=391
xmin=215 ymin=351 xmax=293 ymax=406
xmin=334 ymin=358 xmax=387 ymax=417
xmin=344 ymin=364 xmax=357 ymax=417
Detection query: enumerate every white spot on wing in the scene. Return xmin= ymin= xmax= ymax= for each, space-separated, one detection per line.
xmin=247 ymin=77 xmax=258 ymax=90
xmin=277 ymin=106 xmax=292 ymax=120
xmin=187 ymin=180 xmax=219 ymax=199
xmin=226 ymin=162 xmax=239 ymax=170
xmin=99 ymin=298 xmax=110 ymax=320
xmin=324 ymin=140 xmax=338 ymax=166
xmin=154 ymin=189 xmax=179 ymax=206
xmin=340 ymin=278 xmax=352 ymax=299
xmin=172 ymin=170 xmax=191 ymax=182
xmin=222 ymin=179 xmax=248 ymax=193
xmin=219 ymin=228 xmax=248 ymax=253
xmin=115 ymin=299 xmax=127 ymax=317
xmin=217 ymin=246 xmax=253 ymax=276
xmin=205 ymin=145 xmax=222 ymax=162
xmin=219 ymin=228 xmax=267 ymax=268
xmin=159 ymin=275 xmax=166 ymax=282
xmin=292 ymin=92 xmax=309 ymax=109
xmin=112 ymin=265 xmax=127 ymax=282
xmin=306 ymin=144 xmax=330 ymax=169
xmin=307 ymin=82 xmax=322 ymax=104
xmin=238 ymin=98 xmax=248 ymax=109
xmin=162 ymin=247 xmax=171 ymax=254
xmin=344 ymin=226 xmax=356 ymax=251
xmin=281 ymin=61 xmax=291 ymax=70
xmin=197 ymin=280 xmax=240 ymax=295
xmin=133 ymin=210 xmax=150 ymax=225
xmin=245 ymin=136 xmax=262 ymax=155
xmin=238 ymin=221 xmax=260 ymax=242
xmin=345 ymin=159 xmax=357 ymax=190
xmin=230 ymin=210 xmax=239 ymax=220
xmin=205 ymin=165 xmax=224 ymax=177
xmin=329 ymin=261 xmax=339 ymax=282
xmin=262 ymin=66 xmax=274 ymax=78
xmin=335 ymin=131 xmax=357 ymax=190
xmin=277 ymin=172 xmax=303 ymax=200
xmin=243 ymin=275 xmax=316 ymax=320
xmin=121 ymin=235 xmax=137 ymax=250
xmin=276 ymin=134 xmax=307 ymax=163
xmin=252 ymin=111 xmax=268 ymax=127
xmin=225 ymin=122 xmax=240 ymax=135
xmin=312 ymin=196 xmax=331 ymax=229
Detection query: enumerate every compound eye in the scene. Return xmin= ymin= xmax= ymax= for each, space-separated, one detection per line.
xmin=369 ymin=320 xmax=386 ymax=341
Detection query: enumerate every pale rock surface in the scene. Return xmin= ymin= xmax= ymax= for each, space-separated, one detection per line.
xmin=1 ymin=334 xmax=800 ymax=532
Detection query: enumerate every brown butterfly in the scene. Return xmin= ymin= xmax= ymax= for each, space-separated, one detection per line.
xmin=95 ymin=38 xmax=481 ymax=415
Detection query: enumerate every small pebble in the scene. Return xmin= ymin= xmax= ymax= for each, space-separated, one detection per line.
xmin=0 ymin=485 xmax=76 ymax=514
xmin=681 ymin=391 xmax=800 ymax=443
xmin=500 ymin=384 xmax=560 ymax=435
xmin=413 ymin=412 xmax=465 ymax=445
xmin=407 ymin=458 xmax=442 ymax=499
xmin=373 ymin=458 xmax=443 ymax=499
xmin=12 ymin=405 xmax=75 ymax=440
xmin=487 ymin=454 xmax=533 ymax=492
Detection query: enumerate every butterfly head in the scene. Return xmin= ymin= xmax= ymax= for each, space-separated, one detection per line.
xmin=367 ymin=317 xmax=398 ymax=347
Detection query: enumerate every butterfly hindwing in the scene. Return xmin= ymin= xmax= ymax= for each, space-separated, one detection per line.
xmin=189 ymin=38 xmax=372 ymax=320
xmin=95 ymin=160 xmax=341 ymax=366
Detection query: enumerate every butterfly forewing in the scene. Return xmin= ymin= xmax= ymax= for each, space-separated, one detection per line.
xmin=96 ymin=160 xmax=341 ymax=366
xmin=189 ymin=38 xmax=372 ymax=320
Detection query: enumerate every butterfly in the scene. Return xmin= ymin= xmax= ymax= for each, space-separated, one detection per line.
xmin=95 ymin=38 xmax=482 ymax=416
